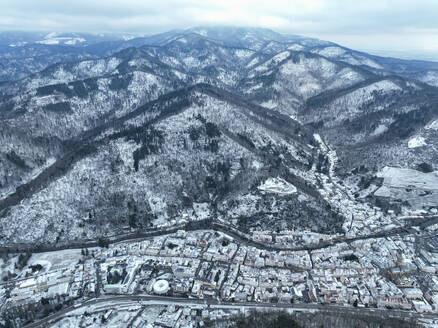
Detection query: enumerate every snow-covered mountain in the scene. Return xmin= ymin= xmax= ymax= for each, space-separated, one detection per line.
xmin=0 ymin=31 xmax=135 ymax=81
xmin=239 ymin=50 xmax=372 ymax=115
xmin=1 ymin=26 xmax=438 ymax=247
xmin=0 ymin=85 xmax=343 ymax=246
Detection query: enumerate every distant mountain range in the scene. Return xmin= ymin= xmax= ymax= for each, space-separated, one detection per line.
xmin=0 ymin=26 xmax=437 ymax=247
xmin=1 ymin=27 xmax=438 ymax=82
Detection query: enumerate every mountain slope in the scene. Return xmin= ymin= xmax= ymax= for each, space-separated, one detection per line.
xmin=0 ymin=85 xmax=343 ymax=247
xmin=1 ymin=26 xmax=438 ymax=245
xmin=142 ymin=33 xmax=255 ymax=86
xmin=0 ymin=49 xmax=193 ymax=198
xmin=239 ymin=50 xmax=372 ymax=116
xmin=301 ymin=75 xmax=438 ymax=211
xmin=303 ymin=76 xmax=438 ymax=169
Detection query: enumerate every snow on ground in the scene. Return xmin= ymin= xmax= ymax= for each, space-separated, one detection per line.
xmin=313 ymin=133 xmax=338 ymax=177
xmin=254 ymin=51 xmax=290 ymax=72
xmin=182 ymin=56 xmax=200 ymax=68
xmin=65 ymin=38 xmax=86 ymax=45
xmin=258 ymin=177 xmax=297 ymax=195
xmin=359 ymin=57 xmax=383 ymax=69
xmin=376 ymin=167 xmax=438 ymax=191
xmin=408 ymin=136 xmax=427 ymax=149
xmin=375 ymin=167 xmax=438 ymax=209
xmin=0 ymin=255 xmax=20 ymax=279
xmin=370 ymin=124 xmax=388 ymax=136
xmin=289 ymin=114 xmax=299 ymax=121
xmin=172 ymin=69 xmax=187 ymax=80
xmin=368 ymin=79 xmax=402 ymax=92
xmin=234 ymin=49 xmax=253 ymax=59
xmin=196 ymin=29 xmax=207 ymax=37
xmin=287 ymin=44 xmax=304 ymax=51
xmin=193 ymin=203 xmax=211 ymax=220
xmin=416 ymin=70 xmax=438 ymax=87
xmin=316 ymin=46 xmax=347 ymax=57
xmin=0 ymin=156 xmax=56 ymax=201
xmin=36 ymin=39 xmax=60 ymax=45
xmin=426 ymin=119 xmax=438 ymax=130
xmin=51 ymin=303 xmax=150 ymax=328
xmin=36 ymin=37 xmax=86 ymax=45
xmin=260 ymin=100 xmax=277 ymax=109
xmin=319 ymin=79 xmax=402 ymax=126
xmin=45 ymin=32 xmax=58 ymax=39
xmin=246 ymin=57 xmax=260 ymax=68
xmin=27 ymin=249 xmax=83 ymax=273
xmin=217 ymin=70 xmax=238 ymax=86
xmin=251 ymin=159 xmax=264 ymax=170
xmin=313 ymin=47 xmax=383 ymax=69
xmin=9 ymin=41 xmax=28 ymax=47
xmin=313 ymin=134 xmax=328 ymax=152
xmin=246 ymin=82 xmax=263 ymax=93
xmin=328 ymin=68 xmax=363 ymax=89
xmin=122 ymin=35 xmax=135 ymax=41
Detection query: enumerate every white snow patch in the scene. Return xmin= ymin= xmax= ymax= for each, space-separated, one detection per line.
xmin=246 ymin=57 xmax=260 ymax=68
xmin=287 ymin=44 xmax=304 ymax=51
xmin=289 ymin=114 xmax=298 ymax=121
xmin=234 ymin=49 xmax=253 ymax=59
xmin=9 ymin=41 xmax=27 ymax=47
xmin=45 ymin=32 xmax=58 ymax=39
xmin=28 ymin=249 xmax=82 ymax=273
xmin=417 ymin=70 xmax=438 ymax=87
xmin=426 ymin=119 xmax=438 ymax=130
xmin=246 ymin=83 xmax=263 ymax=93
xmin=255 ymin=51 xmax=290 ymax=72
xmin=182 ymin=56 xmax=199 ymax=67
xmin=36 ymin=36 xmax=86 ymax=45
xmin=376 ymin=166 xmax=438 ymax=191
xmin=370 ymin=124 xmax=388 ymax=136
xmin=258 ymin=177 xmax=297 ymax=195
xmin=193 ymin=203 xmax=211 ymax=219
xmin=172 ymin=69 xmax=186 ymax=80
xmin=313 ymin=133 xmax=328 ymax=152
xmin=408 ymin=136 xmax=427 ymax=149
xmin=317 ymin=46 xmax=347 ymax=57
xmin=64 ymin=38 xmax=86 ymax=45
xmin=260 ymin=100 xmax=277 ymax=109
xmin=251 ymin=160 xmax=263 ymax=170
xmin=36 ymin=39 xmax=59 ymax=45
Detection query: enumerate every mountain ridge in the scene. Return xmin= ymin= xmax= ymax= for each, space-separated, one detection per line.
xmin=0 ymin=26 xmax=437 ymax=248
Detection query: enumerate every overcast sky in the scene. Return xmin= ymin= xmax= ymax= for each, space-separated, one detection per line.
xmin=1 ymin=0 xmax=438 ymax=60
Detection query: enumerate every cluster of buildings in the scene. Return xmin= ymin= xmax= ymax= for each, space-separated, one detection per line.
xmin=252 ymin=230 xmax=337 ymax=248
xmin=2 ymin=207 xmax=438 ymax=328
xmin=2 ymin=255 xmax=96 ymax=309
xmin=91 ymin=226 xmax=438 ymax=314
xmin=51 ymin=302 xmax=240 ymax=328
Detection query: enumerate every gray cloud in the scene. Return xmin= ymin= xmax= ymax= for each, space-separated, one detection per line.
xmin=1 ymin=0 xmax=437 ymax=60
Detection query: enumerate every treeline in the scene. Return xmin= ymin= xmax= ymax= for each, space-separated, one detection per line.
xmin=207 ymin=312 xmax=302 ymax=328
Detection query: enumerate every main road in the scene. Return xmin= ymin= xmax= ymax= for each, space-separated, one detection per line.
xmin=23 ymin=294 xmax=435 ymax=328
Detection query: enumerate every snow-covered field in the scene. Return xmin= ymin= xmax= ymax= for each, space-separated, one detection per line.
xmin=375 ymin=167 xmax=438 ymax=209
xmin=27 ymin=249 xmax=83 ymax=273
xmin=258 ymin=177 xmax=297 ymax=195
xmin=376 ymin=167 xmax=438 ymax=191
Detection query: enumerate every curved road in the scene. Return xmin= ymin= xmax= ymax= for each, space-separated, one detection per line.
xmin=2 ymin=215 xmax=437 ymax=255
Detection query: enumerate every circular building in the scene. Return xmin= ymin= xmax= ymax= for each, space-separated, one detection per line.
xmin=153 ymin=280 xmax=170 ymax=295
